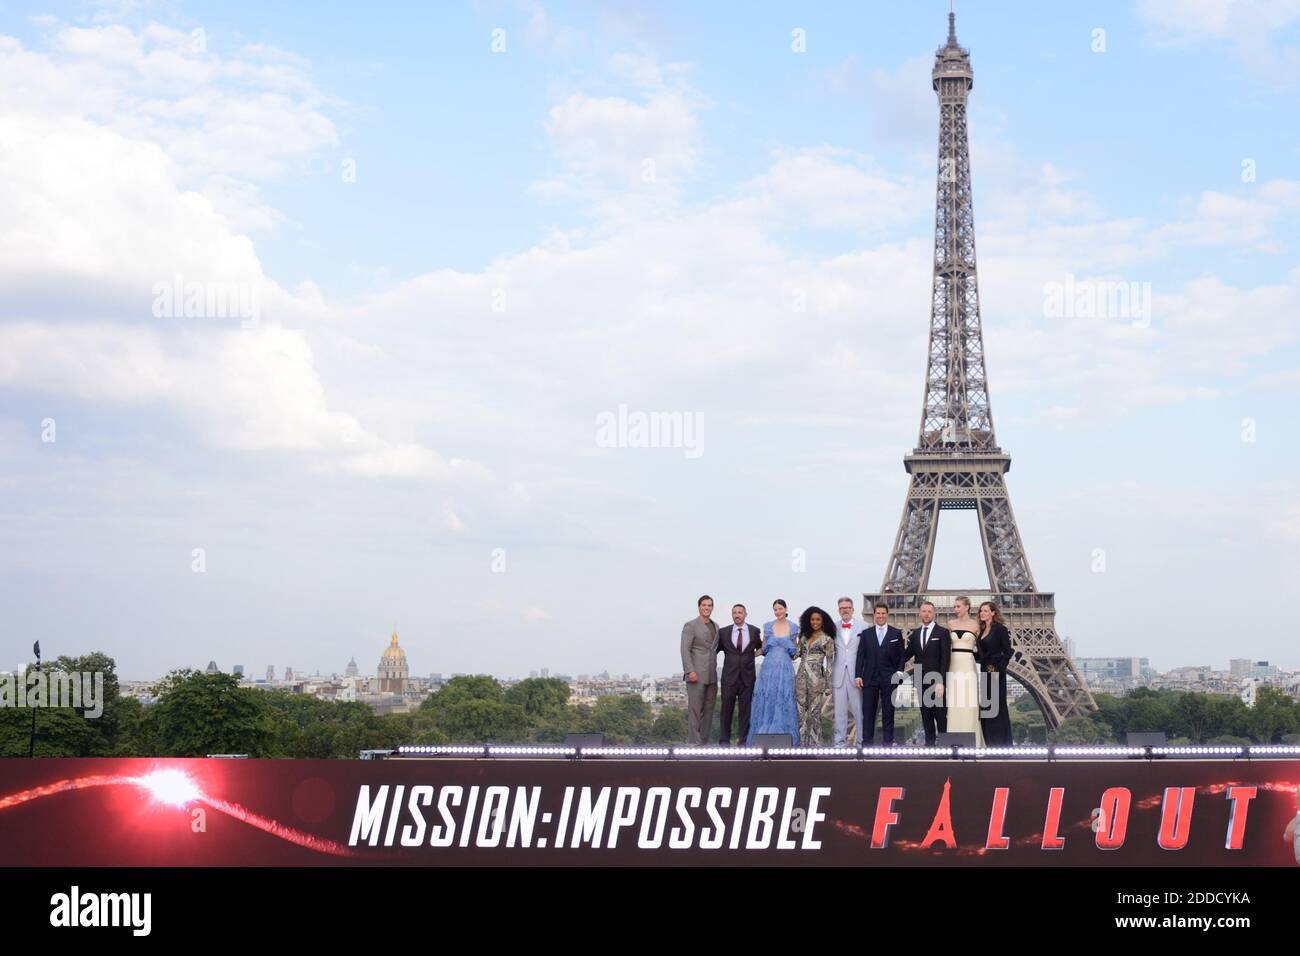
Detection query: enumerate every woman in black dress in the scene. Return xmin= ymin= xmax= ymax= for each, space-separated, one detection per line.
xmin=976 ymin=601 xmax=1014 ymax=746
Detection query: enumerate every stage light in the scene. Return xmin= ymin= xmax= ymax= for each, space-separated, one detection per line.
xmin=957 ymin=746 xmax=1050 ymax=758
xmin=486 ymin=746 xmax=576 ymax=757
xmin=1248 ymin=745 xmax=1300 ymax=755
xmin=765 ymin=747 xmax=858 ymax=758
xmin=580 ymin=747 xmax=671 ymax=757
xmin=396 ymin=745 xmax=485 ymax=756
xmin=1150 ymin=745 xmax=1244 ymax=757
xmin=861 ymin=746 xmax=940 ymax=757
xmin=1052 ymin=746 xmax=1146 ymax=758
xmin=136 ymin=769 xmax=202 ymax=808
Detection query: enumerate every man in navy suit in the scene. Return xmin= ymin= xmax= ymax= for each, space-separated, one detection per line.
xmin=854 ymin=602 xmax=906 ymax=745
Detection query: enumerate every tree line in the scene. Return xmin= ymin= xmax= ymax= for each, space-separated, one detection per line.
xmin=3 ymin=653 xmax=1298 ymax=756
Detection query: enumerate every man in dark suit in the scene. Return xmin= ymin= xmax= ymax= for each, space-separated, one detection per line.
xmin=716 ymin=604 xmax=762 ymax=746
xmin=901 ymin=600 xmax=950 ymax=745
xmin=855 ymin=601 xmax=906 ymax=745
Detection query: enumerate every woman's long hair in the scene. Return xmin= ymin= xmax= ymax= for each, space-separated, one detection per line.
xmin=978 ymin=600 xmax=1007 ymax=635
xmin=800 ymin=605 xmax=832 ymax=641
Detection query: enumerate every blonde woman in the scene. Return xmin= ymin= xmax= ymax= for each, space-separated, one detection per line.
xmin=944 ymin=596 xmax=984 ymax=746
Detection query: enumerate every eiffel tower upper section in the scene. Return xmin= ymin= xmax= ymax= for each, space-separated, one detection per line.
xmin=919 ymin=12 xmax=997 ymax=456
xmin=878 ymin=10 xmax=1038 ymax=599
xmin=867 ymin=13 xmax=1097 ymax=727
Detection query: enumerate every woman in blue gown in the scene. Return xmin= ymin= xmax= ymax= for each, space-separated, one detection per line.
xmin=746 ymin=599 xmax=801 ymax=745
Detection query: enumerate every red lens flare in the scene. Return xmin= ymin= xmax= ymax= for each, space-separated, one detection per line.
xmin=0 ymin=767 xmax=376 ymax=860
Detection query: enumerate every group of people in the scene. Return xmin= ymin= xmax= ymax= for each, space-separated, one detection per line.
xmin=679 ymin=595 xmax=1014 ymax=748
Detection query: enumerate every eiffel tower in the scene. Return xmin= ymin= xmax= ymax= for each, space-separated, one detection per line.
xmin=864 ymin=12 xmax=1096 ymax=731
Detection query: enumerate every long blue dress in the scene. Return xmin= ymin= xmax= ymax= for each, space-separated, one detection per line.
xmin=746 ymin=621 xmax=801 ymax=746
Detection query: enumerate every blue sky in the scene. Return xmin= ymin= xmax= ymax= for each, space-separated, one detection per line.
xmin=0 ymin=0 xmax=1297 ymax=680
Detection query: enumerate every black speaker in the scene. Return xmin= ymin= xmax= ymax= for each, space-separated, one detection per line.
xmin=1125 ymin=732 xmax=1168 ymax=747
xmin=565 ymin=733 xmax=606 ymax=748
xmin=937 ymin=732 xmax=977 ymax=747
xmin=754 ymin=733 xmax=794 ymax=748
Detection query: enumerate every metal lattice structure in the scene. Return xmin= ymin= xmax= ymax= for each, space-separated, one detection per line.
xmin=864 ymin=13 xmax=1096 ymax=731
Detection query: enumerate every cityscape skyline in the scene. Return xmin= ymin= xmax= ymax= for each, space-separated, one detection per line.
xmin=2 ymin=3 xmax=1297 ymax=682
xmin=90 ymin=641 xmax=1300 ymax=685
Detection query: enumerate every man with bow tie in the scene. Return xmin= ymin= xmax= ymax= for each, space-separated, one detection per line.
xmin=831 ymin=597 xmax=865 ymax=747
xmin=901 ymin=600 xmax=951 ymax=746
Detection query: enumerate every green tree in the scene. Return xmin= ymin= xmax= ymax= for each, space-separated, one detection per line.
xmin=1011 ymin=705 xmax=1048 ymax=744
xmin=504 ymin=678 xmax=571 ymax=717
xmin=1248 ymin=686 xmax=1300 ymax=744
xmin=585 ymin=695 xmax=653 ymax=743
xmin=151 ymin=669 xmax=271 ymax=756
xmin=648 ymin=708 xmax=688 ymax=743
xmin=1050 ymin=716 xmax=1113 ymax=744
xmin=529 ymin=706 xmax=586 ymax=743
xmin=114 ymin=695 xmax=161 ymax=756
xmin=414 ymin=676 xmax=528 ymax=742
xmin=0 ymin=652 xmax=124 ymax=757
xmin=1014 ymin=695 xmax=1040 ymax=713
xmin=437 ymin=698 xmax=529 ymax=742
xmin=1172 ymin=692 xmax=1213 ymax=742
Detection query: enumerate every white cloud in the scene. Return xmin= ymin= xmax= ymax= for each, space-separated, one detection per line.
xmin=0 ymin=114 xmax=266 ymax=302
xmin=1148 ymin=180 xmax=1300 ymax=250
xmin=532 ymin=53 xmax=707 ymax=218
xmin=732 ymin=146 xmax=929 ymax=232
xmin=0 ymin=321 xmax=483 ymax=479
xmin=0 ymin=29 xmax=468 ymax=481
xmin=1138 ymin=0 xmax=1300 ymax=85
xmin=0 ymin=24 xmax=339 ymax=229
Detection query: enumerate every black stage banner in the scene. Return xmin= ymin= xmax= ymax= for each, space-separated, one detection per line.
xmin=0 ymin=757 xmax=1296 ymax=866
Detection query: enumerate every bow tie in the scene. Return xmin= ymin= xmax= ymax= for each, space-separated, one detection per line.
xmin=841 ymin=621 xmax=852 ymax=628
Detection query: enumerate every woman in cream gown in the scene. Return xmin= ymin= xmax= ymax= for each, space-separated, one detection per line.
xmin=944 ymin=596 xmax=984 ymax=746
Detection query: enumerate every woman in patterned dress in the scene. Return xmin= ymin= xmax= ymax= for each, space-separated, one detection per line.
xmin=794 ymin=606 xmax=835 ymax=746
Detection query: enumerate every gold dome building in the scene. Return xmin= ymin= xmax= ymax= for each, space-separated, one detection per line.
xmin=377 ymin=630 xmax=409 ymax=694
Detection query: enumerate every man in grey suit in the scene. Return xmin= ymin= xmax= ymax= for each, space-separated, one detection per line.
xmin=832 ymin=596 xmax=865 ymax=747
xmin=680 ymin=595 xmax=719 ymax=745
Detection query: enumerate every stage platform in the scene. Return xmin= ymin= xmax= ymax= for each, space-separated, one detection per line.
xmin=374 ymin=743 xmax=1300 ymax=762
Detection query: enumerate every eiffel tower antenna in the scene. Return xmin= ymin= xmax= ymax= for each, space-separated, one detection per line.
xmin=865 ymin=10 xmax=1096 ymax=731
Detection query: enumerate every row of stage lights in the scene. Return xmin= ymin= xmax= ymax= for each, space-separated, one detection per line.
xmin=377 ymin=743 xmax=1300 ymax=760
